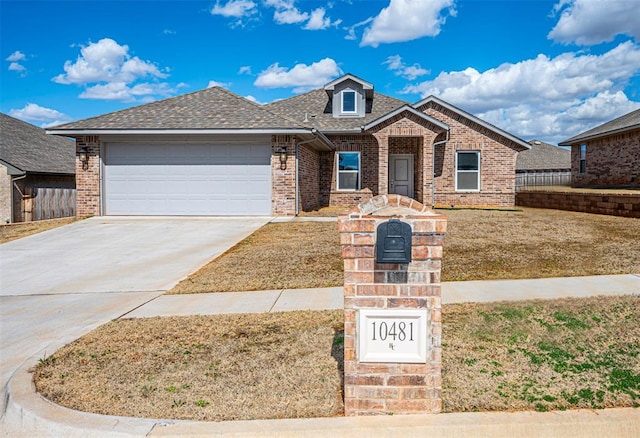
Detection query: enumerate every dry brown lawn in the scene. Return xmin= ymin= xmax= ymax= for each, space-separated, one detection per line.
xmin=0 ymin=217 xmax=78 ymax=244
xmin=169 ymin=208 xmax=639 ymax=293
xmin=169 ymin=221 xmax=343 ymax=294
xmin=32 ymin=296 xmax=640 ymax=420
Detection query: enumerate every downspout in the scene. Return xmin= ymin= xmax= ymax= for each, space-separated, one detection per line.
xmin=11 ymin=173 xmax=27 ymax=223
xmin=431 ymin=130 xmax=450 ymax=208
xmin=296 ymin=130 xmax=321 ymax=216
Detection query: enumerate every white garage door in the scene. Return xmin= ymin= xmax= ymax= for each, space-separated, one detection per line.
xmin=104 ymin=143 xmax=272 ymax=215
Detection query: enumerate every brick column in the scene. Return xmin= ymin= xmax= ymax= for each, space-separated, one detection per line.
xmin=75 ymin=135 xmax=101 ymax=217
xmin=338 ymin=194 xmax=446 ymax=416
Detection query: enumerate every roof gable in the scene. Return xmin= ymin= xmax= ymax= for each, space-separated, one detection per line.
xmin=414 ymin=96 xmax=531 ymax=151
xmin=363 ymin=105 xmax=450 ymax=132
xmin=47 ymin=87 xmax=305 ymax=132
xmin=559 ymin=108 xmax=640 ymax=145
xmin=0 ymin=113 xmax=75 ymax=175
xmin=324 ymin=73 xmax=374 ymax=99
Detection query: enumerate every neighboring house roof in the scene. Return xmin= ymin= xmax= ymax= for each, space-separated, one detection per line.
xmin=559 ymin=108 xmax=640 ymax=145
xmin=264 ymin=89 xmax=407 ymax=132
xmin=0 ymin=113 xmax=75 ymax=175
xmin=517 ymin=140 xmax=571 ymax=171
xmin=414 ymin=96 xmax=531 ymax=151
xmin=47 ymin=87 xmax=306 ymax=133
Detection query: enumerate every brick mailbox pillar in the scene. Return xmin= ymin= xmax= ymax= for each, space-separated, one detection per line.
xmin=338 ymin=194 xmax=446 ymax=416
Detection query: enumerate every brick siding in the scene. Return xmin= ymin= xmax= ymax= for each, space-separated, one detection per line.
xmin=516 ymin=191 xmax=640 ymax=218
xmin=339 ymin=194 xmax=445 ymax=416
xmin=271 ymin=135 xmax=297 ymax=215
xmin=571 ymin=129 xmax=640 ymax=188
xmin=75 ymin=136 xmax=101 ymax=217
xmin=0 ymin=165 xmax=11 ymax=223
xmin=297 ymin=143 xmax=320 ymax=212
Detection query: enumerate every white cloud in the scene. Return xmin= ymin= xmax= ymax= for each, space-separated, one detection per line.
xmin=6 ymin=51 xmax=26 ymax=62
xmin=9 ymin=103 xmax=72 ymax=127
xmin=344 ymin=17 xmax=373 ymax=41
xmin=6 ymin=51 xmax=27 ymax=75
xmin=211 ymin=0 xmax=257 ymax=18
xmin=8 ymin=62 xmax=26 ymax=72
xmin=78 ymin=82 xmax=176 ymax=102
xmin=267 ymin=0 xmax=340 ymax=30
xmin=549 ymin=0 xmax=640 ymax=45
xmin=207 ymin=80 xmax=231 ymax=88
xmin=163 ymin=29 xmax=176 ymax=35
xmin=361 ymin=0 xmax=456 ymax=47
xmin=304 ymin=8 xmax=341 ymax=30
xmin=254 ymin=58 xmax=342 ymax=93
xmin=404 ymin=42 xmax=640 ymax=143
xmin=383 ymin=55 xmax=429 ymax=80
xmin=244 ymin=95 xmax=262 ymax=104
xmin=52 ymin=38 xmax=173 ymax=102
xmin=274 ymin=8 xmax=308 ymax=24
xmin=238 ymin=65 xmax=252 ymax=74
xmin=53 ymin=38 xmax=166 ymax=85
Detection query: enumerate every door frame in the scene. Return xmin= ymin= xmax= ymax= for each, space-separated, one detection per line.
xmin=389 ymin=154 xmax=414 ymax=198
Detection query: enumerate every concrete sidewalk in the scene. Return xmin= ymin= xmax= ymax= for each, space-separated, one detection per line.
xmin=124 ymin=274 xmax=640 ymax=318
xmin=2 ymin=273 xmax=639 ymax=437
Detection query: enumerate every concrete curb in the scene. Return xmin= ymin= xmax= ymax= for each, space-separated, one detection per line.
xmin=3 ymin=356 xmax=639 ymax=437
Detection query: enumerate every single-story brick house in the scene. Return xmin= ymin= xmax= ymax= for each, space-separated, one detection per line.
xmin=559 ymin=108 xmax=640 ymax=188
xmin=48 ymin=74 xmax=530 ymax=216
xmin=1 ymin=113 xmax=76 ymax=223
xmin=515 ymin=140 xmax=571 ymax=189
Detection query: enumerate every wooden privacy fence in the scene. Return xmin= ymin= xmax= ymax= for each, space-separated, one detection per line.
xmin=515 ymin=171 xmax=571 ymax=191
xmin=30 ymin=188 xmax=76 ymax=221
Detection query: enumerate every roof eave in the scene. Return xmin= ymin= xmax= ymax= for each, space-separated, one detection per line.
xmin=414 ymin=95 xmax=531 ymax=150
xmin=559 ymin=124 xmax=640 ymax=146
xmin=46 ymin=128 xmax=314 ymax=136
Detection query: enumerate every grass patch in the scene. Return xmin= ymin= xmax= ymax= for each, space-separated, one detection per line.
xmin=443 ymin=295 xmax=640 ymax=412
xmin=32 ymin=296 xmax=639 ymax=420
xmin=169 ymin=221 xmax=342 ymax=293
xmin=0 ymin=217 xmax=78 ymax=244
xmin=32 ymin=310 xmax=344 ymax=421
xmin=169 ymin=208 xmax=640 ymax=293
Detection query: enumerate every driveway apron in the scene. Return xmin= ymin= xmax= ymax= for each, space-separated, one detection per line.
xmin=0 ymin=216 xmax=270 ymax=414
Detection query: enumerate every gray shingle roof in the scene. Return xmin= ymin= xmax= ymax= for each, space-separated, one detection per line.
xmin=0 ymin=113 xmax=75 ymax=174
xmin=559 ymin=108 xmax=640 ymax=145
xmin=47 ymin=87 xmax=304 ymax=131
xmin=264 ymin=89 xmax=407 ymax=132
xmin=517 ymin=140 xmax=571 ymax=171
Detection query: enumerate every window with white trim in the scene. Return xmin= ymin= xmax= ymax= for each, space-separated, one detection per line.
xmin=456 ymin=151 xmax=480 ymax=191
xmin=337 ymin=152 xmax=360 ymax=191
xmin=341 ymin=90 xmax=356 ymax=114
xmin=579 ymin=144 xmax=586 ymax=173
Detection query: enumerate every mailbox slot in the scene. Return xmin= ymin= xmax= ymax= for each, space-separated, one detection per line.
xmin=376 ymin=219 xmax=412 ymax=264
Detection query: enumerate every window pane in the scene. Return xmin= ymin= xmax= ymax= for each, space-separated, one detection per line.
xmin=342 ymin=91 xmax=356 ymax=112
xmin=339 ymin=173 xmax=359 ymax=190
xmin=580 ymin=145 xmax=586 ymax=160
xmin=457 ymin=172 xmax=479 ymax=190
xmin=457 ymin=152 xmax=479 ymax=170
xmin=338 ymin=152 xmax=359 ymax=171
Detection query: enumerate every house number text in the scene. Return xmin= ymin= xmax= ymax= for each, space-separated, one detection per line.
xmin=358 ymin=309 xmax=428 ymax=363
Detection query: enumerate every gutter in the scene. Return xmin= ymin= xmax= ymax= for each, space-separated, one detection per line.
xmin=45 ymin=128 xmax=317 ymax=136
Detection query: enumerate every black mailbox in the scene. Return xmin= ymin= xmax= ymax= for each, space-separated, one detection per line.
xmin=376 ymin=219 xmax=412 ymax=264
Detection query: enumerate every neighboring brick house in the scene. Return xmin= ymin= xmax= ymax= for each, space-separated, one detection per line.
xmin=48 ymin=74 xmax=530 ymax=217
xmin=0 ymin=113 xmax=76 ymax=223
xmin=559 ymin=108 xmax=640 ymax=188
xmin=515 ymin=140 xmax=571 ymax=189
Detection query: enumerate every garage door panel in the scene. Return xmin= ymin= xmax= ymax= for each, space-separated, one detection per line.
xmin=104 ymin=143 xmax=271 ymax=215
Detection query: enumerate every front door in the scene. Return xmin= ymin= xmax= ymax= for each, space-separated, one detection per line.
xmin=389 ymin=154 xmax=414 ymax=198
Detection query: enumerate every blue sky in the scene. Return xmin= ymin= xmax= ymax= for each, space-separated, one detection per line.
xmin=2 ymin=0 xmax=639 ymax=144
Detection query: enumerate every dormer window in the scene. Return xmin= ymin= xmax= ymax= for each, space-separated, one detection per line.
xmin=342 ymin=90 xmax=356 ymax=114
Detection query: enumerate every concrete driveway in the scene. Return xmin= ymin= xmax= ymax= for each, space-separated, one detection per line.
xmin=0 ymin=216 xmax=270 ymax=414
